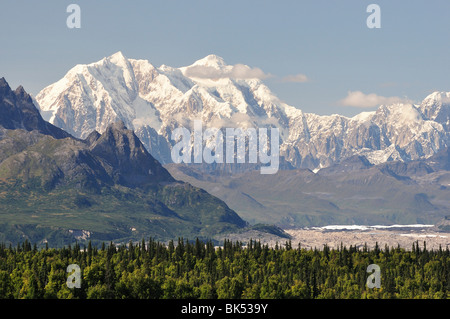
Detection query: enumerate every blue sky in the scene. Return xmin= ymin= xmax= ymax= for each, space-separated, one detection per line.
xmin=1 ymin=0 xmax=450 ymax=116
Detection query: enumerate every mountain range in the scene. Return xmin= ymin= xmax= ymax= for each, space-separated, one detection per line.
xmin=165 ymin=147 xmax=450 ymax=227
xmin=3 ymin=51 xmax=450 ymax=245
xmin=0 ymin=77 xmax=249 ymax=247
xmin=35 ymin=51 xmax=450 ymax=171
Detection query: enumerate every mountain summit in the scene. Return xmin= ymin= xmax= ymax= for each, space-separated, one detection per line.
xmin=88 ymin=119 xmax=174 ymax=187
xmin=35 ymin=53 xmax=450 ymax=170
xmin=190 ymin=54 xmax=227 ymax=69
xmin=0 ymin=77 xmax=69 ymax=139
xmin=419 ymin=91 xmax=450 ymax=131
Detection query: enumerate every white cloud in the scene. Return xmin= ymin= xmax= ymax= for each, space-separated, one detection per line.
xmin=184 ymin=64 xmax=271 ymax=80
xmin=183 ymin=65 xmax=223 ymax=79
xmin=339 ymin=91 xmax=411 ymax=108
xmin=230 ymin=64 xmax=271 ymax=80
xmin=282 ymin=73 xmax=309 ymax=83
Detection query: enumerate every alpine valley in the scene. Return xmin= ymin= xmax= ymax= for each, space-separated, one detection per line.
xmin=32 ymin=52 xmax=450 ymax=229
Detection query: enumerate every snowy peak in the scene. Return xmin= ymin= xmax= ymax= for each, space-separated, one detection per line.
xmin=35 ymin=51 xmax=152 ymax=138
xmin=180 ymin=54 xmax=268 ymax=82
xmin=180 ymin=54 xmax=233 ymax=81
xmin=420 ymin=91 xmax=450 ymax=115
xmin=107 ymin=51 xmax=128 ymax=64
xmin=91 ymin=51 xmax=129 ymax=69
xmin=351 ymin=111 xmax=376 ymax=123
xmin=419 ymin=91 xmax=450 ymax=131
xmin=190 ymin=54 xmax=227 ymax=69
xmin=377 ymin=103 xmax=423 ymax=124
xmin=422 ymin=91 xmax=450 ymax=105
xmin=94 ymin=51 xmax=137 ymax=93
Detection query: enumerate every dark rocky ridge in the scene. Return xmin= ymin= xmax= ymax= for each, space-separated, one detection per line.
xmin=0 ymin=77 xmax=70 ymax=139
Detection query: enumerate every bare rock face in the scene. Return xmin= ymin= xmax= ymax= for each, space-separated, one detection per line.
xmin=0 ymin=77 xmax=69 ymax=139
xmin=89 ymin=120 xmax=174 ymax=187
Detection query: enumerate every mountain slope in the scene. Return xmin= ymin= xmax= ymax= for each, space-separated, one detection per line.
xmin=166 ymin=148 xmax=450 ymax=227
xmin=35 ymin=52 xmax=450 ymax=171
xmin=0 ymin=78 xmax=247 ymax=246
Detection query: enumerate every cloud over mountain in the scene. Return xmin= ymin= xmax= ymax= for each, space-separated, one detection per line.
xmin=282 ymin=73 xmax=309 ymax=83
xmin=184 ymin=63 xmax=271 ymax=80
xmin=339 ymin=91 xmax=412 ymax=108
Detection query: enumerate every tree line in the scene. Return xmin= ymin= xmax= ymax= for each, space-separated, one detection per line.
xmin=0 ymin=238 xmax=449 ymax=299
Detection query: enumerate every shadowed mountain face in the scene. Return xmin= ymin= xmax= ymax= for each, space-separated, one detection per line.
xmin=88 ymin=120 xmax=174 ymax=188
xmin=0 ymin=78 xmax=247 ymax=247
xmin=0 ymin=78 xmax=69 ymax=139
xmin=426 ymin=147 xmax=450 ymax=171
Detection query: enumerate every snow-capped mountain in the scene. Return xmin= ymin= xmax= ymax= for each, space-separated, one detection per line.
xmin=418 ymin=91 xmax=450 ymax=131
xmin=35 ymin=51 xmax=450 ymax=170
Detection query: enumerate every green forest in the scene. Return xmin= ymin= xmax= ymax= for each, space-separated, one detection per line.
xmin=0 ymin=238 xmax=449 ymax=299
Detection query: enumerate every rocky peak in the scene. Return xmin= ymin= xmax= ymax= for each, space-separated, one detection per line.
xmin=84 ymin=130 xmax=101 ymax=146
xmin=90 ymin=120 xmax=174 ymax=187
xmin=0 ymin=77 xmax=14 ymax=102
xmin=0 ymin=77 xmax=10 ymax=90
xmin=0 ymin=78 xmax=68 ymax=139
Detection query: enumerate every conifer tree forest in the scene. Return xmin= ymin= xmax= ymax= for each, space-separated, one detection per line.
xmin=0 ymin=238 xmax=449 ymax=299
